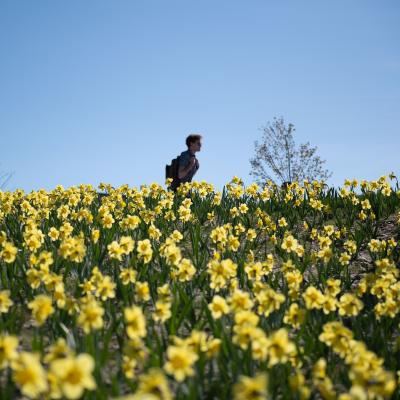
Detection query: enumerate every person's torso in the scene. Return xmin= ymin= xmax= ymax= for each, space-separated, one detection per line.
xmin=179 ymin=150 xmax=199 ymax=182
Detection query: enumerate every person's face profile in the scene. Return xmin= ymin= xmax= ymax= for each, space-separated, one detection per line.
xmin=190 ymin=139 xmax=202 ymax=152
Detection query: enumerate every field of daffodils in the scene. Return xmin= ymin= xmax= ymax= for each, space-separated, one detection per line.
xmin=0 ymin=175 xmax=399 ymax=399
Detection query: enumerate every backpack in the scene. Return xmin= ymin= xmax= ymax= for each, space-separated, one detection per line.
xmin=165 ymin=155 xmax=181 ymax=191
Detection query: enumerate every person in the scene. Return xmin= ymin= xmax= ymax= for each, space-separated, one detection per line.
xmin=177 ymin=134 xmax=202 ymax=186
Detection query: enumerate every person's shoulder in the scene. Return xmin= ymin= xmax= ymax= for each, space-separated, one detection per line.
xmin=180 ymin=150 xmax=189 ymax=156
xmin=178 ymin=150 xmax=189 ymax=165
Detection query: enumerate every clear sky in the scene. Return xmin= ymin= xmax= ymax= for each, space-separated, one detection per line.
xmin=1 ymin=0 xmax=399 ymax=192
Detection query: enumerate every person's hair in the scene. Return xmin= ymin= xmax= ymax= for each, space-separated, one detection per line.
xmin=186 ymin=134 xmax=202 ymax=149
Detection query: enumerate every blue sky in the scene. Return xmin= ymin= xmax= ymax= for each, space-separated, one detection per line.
xmin=1 ymin=0 xmax=399 ymax=192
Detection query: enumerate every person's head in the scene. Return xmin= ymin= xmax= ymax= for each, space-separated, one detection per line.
xmin=186 ymin=134 xmax=202 ymax=153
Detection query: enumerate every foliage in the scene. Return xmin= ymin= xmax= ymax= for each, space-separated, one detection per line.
xmin=250 ymin=117 xmax=332 ymax=185
xmin=0 ymin=175 xmax=399 ymax=399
